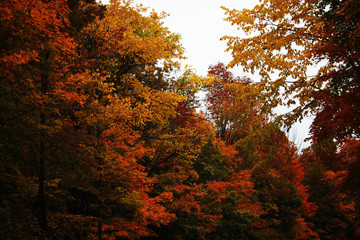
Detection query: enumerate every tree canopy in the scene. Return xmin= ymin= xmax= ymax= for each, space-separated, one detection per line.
xmin=0 ymin=0 xmax=359 ymax=239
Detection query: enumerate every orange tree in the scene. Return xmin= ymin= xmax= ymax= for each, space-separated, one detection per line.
xmin=139 ymin=102 xmax=261 ymax=240
xmin=128 ymin=69 xmax=262 ymax=240
xmin=222 ymin=1 xmax=360 ymax=238
xmin=0 ymin=0 xmax=185 ymax=239
xmin=51 ymin=0 xmax=186 ymax=239
xmin=300 ymin=140 xmax=359 ymax=240
xmin=205 ymin=63 xmax=318 ymax=239
xmin=0 ymin=0 xmax=77 ymax=238
xmin=247 ymin=128 xmax=318 ymax=240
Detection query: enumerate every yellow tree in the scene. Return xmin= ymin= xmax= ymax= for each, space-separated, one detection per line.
xmin=57 ymin=1 xmax=186 ymax=238
xmin=222 ymin=0 xmax=360 ymax=141
xmin=221 ymin=0 xmax=327 ymax=124
xmin=80 ymin=0 xmax=184 ymax=91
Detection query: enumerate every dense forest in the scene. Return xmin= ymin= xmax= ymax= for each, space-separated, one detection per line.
xmin=1 ymin=0 xmax=359 ymax=239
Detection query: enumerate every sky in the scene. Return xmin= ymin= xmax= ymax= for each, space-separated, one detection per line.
xmin=131 ymin=0 xmax=259 ymax=77
xmin=101 ymin=0 xmax=312 ymax=149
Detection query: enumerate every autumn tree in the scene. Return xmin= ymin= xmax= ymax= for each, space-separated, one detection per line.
xmin=47 ymin=0 xmax=186 ymax=239
xmin=222 ymin=2 xmax=360 ymax=237
xmin=306 ymin=4 xmax=360 ymax=223
xmin=221 ymin=0 xmax=360 ymax=143
xmin=310 ymin=0 xmax=360 ymax=143
xmin=300 ymin=143 xmax=358 ymax=240
xmin=0 ymin=0 xmax=77 ymax=238
xmin=137 ymin=71 xmax=222 ymax=239
xmin=246 ymin=128 xmax=319 ymax=239
xmin=221 ymin=0 xmax=321 ymax=122
xmin=139 ymin=104 xmax=261 ymax=240
xmin=206 ymin=63 xmax=265 ymax=145
xmin=205 ymin=63 xmax=317 ymax=239
xmin=0 ymin=0 xmax=184 ymax=239
xmin=79 ymin=0 xmax=183 ymax=90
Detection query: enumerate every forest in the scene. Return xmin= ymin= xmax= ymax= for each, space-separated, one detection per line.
xmin=0 ymin=0 xmax=359 ymax=239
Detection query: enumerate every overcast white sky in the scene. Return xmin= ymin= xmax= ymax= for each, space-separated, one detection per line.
xmin=132 ymin=0 xmax=260 ymax=77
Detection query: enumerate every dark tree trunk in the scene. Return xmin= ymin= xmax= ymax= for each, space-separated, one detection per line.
xmin=38 ymin=51 xmax=49 ymax=239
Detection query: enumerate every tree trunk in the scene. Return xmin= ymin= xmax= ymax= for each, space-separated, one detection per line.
xmin=98 ymin=220 xmax=102 ymax=240
xmin=38 ymin=51 xmax=49 ymax=239
xmin=38 ymin=129 xmax=47 ymax=239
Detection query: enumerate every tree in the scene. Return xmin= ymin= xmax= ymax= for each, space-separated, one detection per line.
xmin=1 ymin=0 xmax=185 ymax=239
xmin=140 ymin=106 xmax=261 ymax=240
xmin=0 ymin=0 xmax=76 ymax=238
xmin=247 ymin=128 xmax=318 ymax=240
xmin=222 ymin=0 xmax=321 ymax=118
xmin=300 ymin=146 xmax=358 ymax=240
xmin=221 ymin=0 xmax=360 ymax=139
xmin=205 ymin=62 xmax=317 ymax=238
xmin=222 ymin=3 xmax=360 ymax=237
xmin=79 ymin=0 xmax=183 ymax=91
xmin=309 ymin=0 xmax=360 ymax=146
xmin=51 ymin=1 xmax=185 ymax=238
xmin=206 ymin=63 xmax=265 ymax=145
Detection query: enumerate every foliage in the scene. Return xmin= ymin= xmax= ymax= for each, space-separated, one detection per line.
xmin=206 ymin=63 xmax=265 ymax=145
xmin=222 ymin=1 xmax=360 ymax=238
xmin=222 ymin=0 xmax=359 ymax=132
xmin=1 ymin=0 xmax=359 ymax=239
